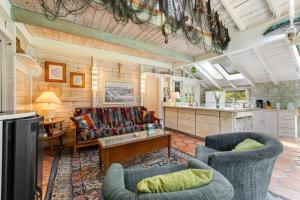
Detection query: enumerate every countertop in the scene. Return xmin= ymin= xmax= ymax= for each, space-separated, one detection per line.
xmin=0 ymin=111 xmax=36 ymax=120
xmin=163 ymin=104 xmax=254 ymax=112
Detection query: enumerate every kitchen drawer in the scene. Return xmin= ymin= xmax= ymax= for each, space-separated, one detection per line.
xmin=165 ymin=107 xmax=177 ymax=112
xmin=165 ymin=120 xmax=177 ymax=129
xmin=179 ymin=112 xmax=195 ymax=121
xmin=178 ymin=108 xmax=195 ymax=114
xmin=220 ymin=112 xmax=234 ymax=118
xmin=196 ymin=110 xmax=219 ymax=116
xmin=278 ymin=119 xmax=295 ymax=129
xmin=278 ymin=111 xmax=295 ymax=120
xmin=196 ymin=115 xmax=219 ymax=125
xmin=196 ymin=123 xmax=219 ymax=137
xmin=278 ymin=127 xmax=296 ymax=138
xmin=178 ymin=124 xmax=195 ymax=135
xmin=178 ymin=119 xmax=195 ymax=128
xmin=165 ymin=111 xmax=177 ymax=119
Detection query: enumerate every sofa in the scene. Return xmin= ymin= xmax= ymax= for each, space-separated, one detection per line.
xmin=195 ymin=132 xmax=283 ymax=200
xmin=103 ymin=159 xmax=234 ymax=200
xmin=71 ymin=106 xmax=161 ymax=153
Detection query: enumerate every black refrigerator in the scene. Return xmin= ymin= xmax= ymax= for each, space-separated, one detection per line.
xmin=0 ymin=113 xmax=44 ymax=200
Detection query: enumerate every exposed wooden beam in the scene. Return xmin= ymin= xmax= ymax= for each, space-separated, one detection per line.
xmin=227 ymin=55 xmax=256 ymax=87
xmin=196 ymin=64 xmax=221 ymax=89
xmin=221 ymin=74 xmax=237 ymax=89
xmin=11 ymin=6 xmax=195 ymax=63
xmin=220 ymin=0 xmax=246 ymax=31
xmin=181 ymin=67 xmax=208 ymax=89
xmin=252 ymin=48 xmax=279 ymax=85
xmin=291 ymin=45 xmax=300 ymax=78
xmin=267 ymin=0 xmax=281 ymax=19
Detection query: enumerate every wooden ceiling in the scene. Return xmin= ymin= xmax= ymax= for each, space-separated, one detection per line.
xmin=9 ymin=0 xmax=300 ymax=88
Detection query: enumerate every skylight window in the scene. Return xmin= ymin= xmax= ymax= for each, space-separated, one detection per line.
xmin=199 ymin=61 xmax=223 ymax=80
xmin=214 ymin=63 xmax=245 ymax=80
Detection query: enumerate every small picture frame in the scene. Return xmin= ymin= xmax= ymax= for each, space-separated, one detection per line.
xmin=45 ymin=61 xmax=66 ymax=83
xmin=70 ymin=72 xmax=85 ymax=88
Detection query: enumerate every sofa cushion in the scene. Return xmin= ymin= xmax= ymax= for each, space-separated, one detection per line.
xmin=136 ymin=169 xmax=213 ymax=193
xmin=195 ymin=145 xmax=220 ymax=164
xmin=232 ymin=138 xmax=264 ymax=152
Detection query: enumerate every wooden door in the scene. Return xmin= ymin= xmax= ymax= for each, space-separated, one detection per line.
xmin=144 ymin=76 xmax=161 ymax=118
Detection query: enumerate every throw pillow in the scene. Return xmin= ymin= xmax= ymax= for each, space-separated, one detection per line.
xmin=137 ymin=169 xmax=212 ymax=193
xmin=141 ymin=110 xmax=151 ymax=124
xmin=74 ymin=114 xmax=96 ymax=129
xmin=232 ymin=138 xmax=264 ymax=152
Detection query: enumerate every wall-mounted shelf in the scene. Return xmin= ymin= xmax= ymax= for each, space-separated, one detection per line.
xmin=15 ymin=53 xmax=42 ymax=77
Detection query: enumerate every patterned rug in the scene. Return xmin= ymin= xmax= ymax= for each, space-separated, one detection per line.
xmin=48 ymin=147 xmax=287 ymax=200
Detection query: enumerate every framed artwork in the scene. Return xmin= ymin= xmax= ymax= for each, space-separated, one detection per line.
xmin=70 ymin=72 xmax=85 ymax=88
xmin=104 ymin=81 xmax=134 ymax=104
xmin=45 ymin=61 xmax=66 ymax=83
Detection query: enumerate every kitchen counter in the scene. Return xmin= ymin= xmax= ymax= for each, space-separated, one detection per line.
xmin=163 ymin=104 xmax=254 ymax=112
xmin=164 ymin=105 xmax=253 ymax=137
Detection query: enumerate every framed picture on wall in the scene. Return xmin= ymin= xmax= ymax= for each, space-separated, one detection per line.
xmin=104 ymin=81 xmax=134 ymax=104
xmin=70 ymin=72 xmax=85 ymax=88
xmin=45 ymin=61 xmax=66 ymax=83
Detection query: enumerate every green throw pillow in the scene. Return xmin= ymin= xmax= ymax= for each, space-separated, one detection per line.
xmin=233 ymin=138 xmax=264 ymax=152
xmin=137 ymin=169 xmax=212 ymax=193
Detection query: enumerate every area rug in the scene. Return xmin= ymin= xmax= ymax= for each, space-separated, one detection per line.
xmin=48 ymin=147 xmax=287 ymax=200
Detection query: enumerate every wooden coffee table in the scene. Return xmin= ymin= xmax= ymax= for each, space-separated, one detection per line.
xmin=98 ymin=129 xmax=171 ymax=170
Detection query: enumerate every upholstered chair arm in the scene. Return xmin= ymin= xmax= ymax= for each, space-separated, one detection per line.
xmin=205 ymin=132 xmax=249 ymax=151
xmin=102 ymin=164 xmax=136 ymax=200
xmin=124 ymin=163 xmax=187 ymax=193
xmin=136 ymin=159 xmax=234 ymax=200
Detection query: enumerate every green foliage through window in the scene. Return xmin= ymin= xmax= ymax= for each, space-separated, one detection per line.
xmin=225 ymin=90 xmax=247 ymax=103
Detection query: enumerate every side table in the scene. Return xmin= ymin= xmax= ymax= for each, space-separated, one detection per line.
xmin=43 ymin=119 xmax=66 ymax=156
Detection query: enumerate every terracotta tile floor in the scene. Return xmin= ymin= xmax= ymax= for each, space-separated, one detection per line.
xmin=42 ymin=132 xmax=300 ymax=200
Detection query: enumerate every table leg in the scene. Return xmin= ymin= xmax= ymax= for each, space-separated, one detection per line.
xmin=167 ymin=135 xmax=171 ymax=158
xmin=50 ymin=139 xmax=54 ymax=156
xmin=59 ymin=136 xmax=63 ymax=146
xmin=99 ymin=146 xmax=103 ymax=170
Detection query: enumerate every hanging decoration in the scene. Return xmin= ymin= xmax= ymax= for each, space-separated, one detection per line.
xmin=191 ymin=66 xmax=197 ymax=74
xmin=37 ymin=0 xmax=230 ymax=53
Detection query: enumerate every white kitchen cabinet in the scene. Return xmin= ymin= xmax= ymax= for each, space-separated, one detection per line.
xmin=253 ymin=110 xmax=263 ymax=131
xmin=262 ymin=110 xmax=277 ymax=135
xmin=252 ymin=110 xmax=298 ymax=138
xmin=277 ymin=110 xmax=298 ymax=138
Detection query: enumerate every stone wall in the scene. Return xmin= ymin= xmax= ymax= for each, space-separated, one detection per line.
xmin=250 ymin=80 xmax=300 ymax=109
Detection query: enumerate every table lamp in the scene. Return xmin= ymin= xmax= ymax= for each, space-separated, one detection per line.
xmin=35 ymin=91 xmax=61 ymax=122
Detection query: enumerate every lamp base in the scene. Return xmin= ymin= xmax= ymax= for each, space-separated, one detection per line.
xmin=38 ymin=106 xmax=56 ymax=122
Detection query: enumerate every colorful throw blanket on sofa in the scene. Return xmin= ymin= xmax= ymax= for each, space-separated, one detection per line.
xmin=72 ymin=107 xmax=161 ymax=143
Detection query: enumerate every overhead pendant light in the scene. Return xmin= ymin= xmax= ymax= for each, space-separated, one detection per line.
xmin=287 ymin=0 xmax=299 ymax=41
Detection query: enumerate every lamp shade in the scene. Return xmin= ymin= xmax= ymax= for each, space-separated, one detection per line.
xmin=35 ymin=91 xmax=61 ymax=104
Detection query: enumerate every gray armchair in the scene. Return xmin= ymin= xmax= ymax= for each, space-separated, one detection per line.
xmin=103 ymin=159 xmax=234 ymax=200
xmin=195 ymin=132 xmax=283 ymax=200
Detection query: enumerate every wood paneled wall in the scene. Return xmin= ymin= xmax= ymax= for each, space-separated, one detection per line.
xmin=16 ymin=69 xmax=26 ymax=110
xmin=31 ymin=49 xmax=92 ymax=144
xmin=94 ymin=57 xmax=141 ymax=107
xmin=29 ymin=49 xmax=141 ymax=144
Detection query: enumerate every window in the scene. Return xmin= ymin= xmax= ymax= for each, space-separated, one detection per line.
xmin=225 ymin=90 xmax=247 ymax=103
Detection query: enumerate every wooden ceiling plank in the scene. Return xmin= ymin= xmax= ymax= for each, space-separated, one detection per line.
xmin=11 ymin=6 xmax=194 ymax=63
xmin=220 ymin=0 xmax=247 ymax=31
xmin=267 ymin=0 xmax=281 ymax=18
xmin=252 ymin=48 xmax=278 ymax=85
